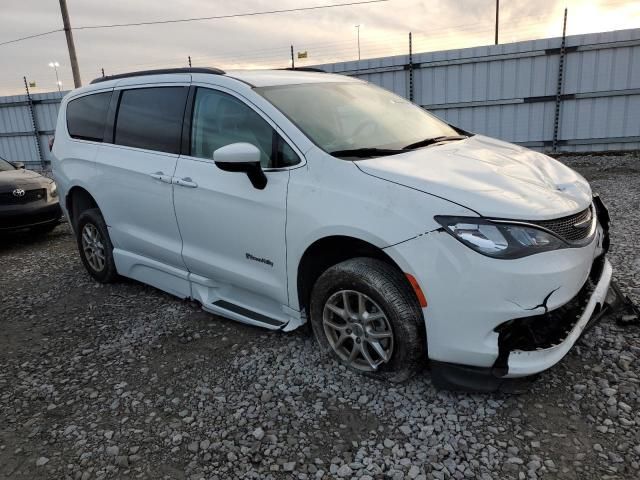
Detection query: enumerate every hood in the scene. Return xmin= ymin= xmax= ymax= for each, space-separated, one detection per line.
xmin=0 ymin=168 xmax=50 ymax=192
xmin=357 ymin=135 xmax=592 ymax=220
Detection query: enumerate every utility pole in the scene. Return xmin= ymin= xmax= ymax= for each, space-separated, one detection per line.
xmin=188 ymin=56 xmax=192 ymax=67
xmin=290 ymin=45 xmax=295 ymax=69
xmin=355 ymin=25 xmax=361 ymax=60
xmin=494 ymin=0 xmax=499 ymax=45
xmin=59 ymin=0 xmax=82 ymax=87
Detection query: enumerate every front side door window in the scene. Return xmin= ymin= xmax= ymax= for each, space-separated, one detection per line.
xmin=190 ymin=88 xmax=299 ymax=168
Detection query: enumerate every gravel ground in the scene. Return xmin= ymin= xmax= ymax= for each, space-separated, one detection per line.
xmin=1 ymin=153 xmax=639 ymax=480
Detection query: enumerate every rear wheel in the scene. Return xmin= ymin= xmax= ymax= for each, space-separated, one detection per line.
xmin=309 ymin=257 xmax=426 ymax=382
xmin=76 ymin=208 xmax=118 ymax=283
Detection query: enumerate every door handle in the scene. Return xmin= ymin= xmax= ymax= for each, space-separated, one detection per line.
xmin=174 ymin=177 xmax=198 ymax=188
xmin=149 ymin=172 xmax=172 ymax=184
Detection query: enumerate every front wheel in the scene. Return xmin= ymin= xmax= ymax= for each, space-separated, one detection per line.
xmin=309 ymin=257 xmax=426 ymax=382
xmin=75 ymin=208 xmax=118 ymax=283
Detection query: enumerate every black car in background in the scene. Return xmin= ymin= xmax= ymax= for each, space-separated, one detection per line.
xmin=0 ymin=156 xmax=62 ymax=234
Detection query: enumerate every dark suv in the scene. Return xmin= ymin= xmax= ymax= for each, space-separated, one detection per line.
xmin=0 ymin=156 xmax=61 ymax=234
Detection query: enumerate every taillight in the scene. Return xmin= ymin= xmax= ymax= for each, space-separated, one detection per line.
xmin=48 ymin=136 xmax=55 ymax=152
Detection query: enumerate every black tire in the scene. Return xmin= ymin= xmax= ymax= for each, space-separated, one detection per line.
xmin=75 ymin=208 xmax=118 ymax=283
xmin=309 ymin=257 xmax=426 ymax=382
xmin=31 ymin=222 xmax=58 ymax=235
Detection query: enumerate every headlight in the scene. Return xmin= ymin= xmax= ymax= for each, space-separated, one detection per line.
xmin=435 ymin=216 xmax=566 ymax=259
xmin=49 ymin=182 xmax=58 ymax=198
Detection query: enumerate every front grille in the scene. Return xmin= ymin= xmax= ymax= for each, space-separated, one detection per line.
xmin=0 ymin=188 xmax=46 ymax=205
xmin=530 ymin=206 xmax=594 ymax=243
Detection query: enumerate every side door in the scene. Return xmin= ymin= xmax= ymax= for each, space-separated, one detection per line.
xmin=93 ymin=84 xmax=190 ymax=297
xmin=173 ymin=86 xmax=302 ymax=324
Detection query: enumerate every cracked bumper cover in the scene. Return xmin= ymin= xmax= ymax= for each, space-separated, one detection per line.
xmin=495 ymin=256 xmax=612 ymax=377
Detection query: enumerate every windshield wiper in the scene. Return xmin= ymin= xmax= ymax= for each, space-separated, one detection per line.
xmin=329 ymin=147 xmax=404 ymax=159
xmin=402 ymin=135 xmax=468 ymax=150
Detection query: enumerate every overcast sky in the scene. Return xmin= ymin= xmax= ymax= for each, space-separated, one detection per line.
xmin=0 ymin=0 xmax=638 ymax=95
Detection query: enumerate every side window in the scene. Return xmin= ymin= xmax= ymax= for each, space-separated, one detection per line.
xmin=114 ymin=87 xmax=188 ymax=154
xmin=190 ymin=88 xmax=299 ymax=168
xmin=66 ymin=92 xmax=112 ymax=142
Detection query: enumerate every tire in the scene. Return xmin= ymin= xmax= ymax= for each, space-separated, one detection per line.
xmin=309 ymin=257 xmax=426 ymax=382
xmin=75 ymin=208 xmax=118 ymax=283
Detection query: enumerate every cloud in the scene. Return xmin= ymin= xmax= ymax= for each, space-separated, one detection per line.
xmin=0 ymin=0 xmax=636 ymax=95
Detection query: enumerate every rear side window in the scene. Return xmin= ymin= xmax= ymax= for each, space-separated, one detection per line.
xmin=114 ymin=87 xmax=188 ymax=154
xmin=66 ymin=92 xmax=112 ymax=142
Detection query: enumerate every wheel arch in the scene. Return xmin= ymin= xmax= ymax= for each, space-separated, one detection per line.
xmin=66 ymin=186 xmax=100 ymax=228
xmin=296 ymin=235 xmax=418 ymax=314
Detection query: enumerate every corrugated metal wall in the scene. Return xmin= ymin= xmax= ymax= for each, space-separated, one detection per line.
xmin=316 ymin=28 xmax=640 ymax=153
xmin=0 ymin=28 xmax=639 ymax=170
xmin=0 ymin=91 xmax=66 ymax=170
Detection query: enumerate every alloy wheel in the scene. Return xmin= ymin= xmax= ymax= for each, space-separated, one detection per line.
xmin=81 ymin=223 xmax=106 ymax=272
xmin=322 ymin=290 xmax=394 ymax=371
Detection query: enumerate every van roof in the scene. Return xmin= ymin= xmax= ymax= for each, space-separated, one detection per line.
xmin=89 ymin=67 xmax=357 ymax=89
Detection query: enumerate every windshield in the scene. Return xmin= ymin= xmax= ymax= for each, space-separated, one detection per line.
xmin=256 ymin=82 xmax=459 ymax=156
xmin=0 ymin=157 xmax=15 ymax=171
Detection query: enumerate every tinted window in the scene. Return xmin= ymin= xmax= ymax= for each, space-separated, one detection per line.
xmin=114 ymin=87 xmax=188 ymax=154
xmin=66 ymin=92 xmax=112 ymax=142
xmin=190 ymin=88 xmax=299 ymax=168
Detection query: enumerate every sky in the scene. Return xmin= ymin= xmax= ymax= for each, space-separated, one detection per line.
xmin=0 ymin=0 xmax=638 ymax=95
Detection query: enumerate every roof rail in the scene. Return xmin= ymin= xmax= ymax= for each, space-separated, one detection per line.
xmin=90 ymin=67 xmax=226 ymax=85
xmin=279 ymin=67 xmax=326 ymax=73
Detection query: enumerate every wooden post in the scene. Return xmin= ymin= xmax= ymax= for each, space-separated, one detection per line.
xmin=59 ymin=0 xmax=82 ymax=87
xmin=495 ymin=0 xmax=499 ymax=45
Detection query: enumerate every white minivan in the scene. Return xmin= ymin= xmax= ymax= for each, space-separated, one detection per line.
xmin=52 ymin=67 xmax=613 ymax=390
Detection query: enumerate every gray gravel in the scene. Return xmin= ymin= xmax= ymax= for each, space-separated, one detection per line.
xmin=1 ymin=153 xmax=639 ymax=480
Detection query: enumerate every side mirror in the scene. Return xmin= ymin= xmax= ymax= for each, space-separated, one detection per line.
xmin=213 ymin=143 xmax=267 ymax=190
xmin=12 ymin=161 xmax=25 ymax=169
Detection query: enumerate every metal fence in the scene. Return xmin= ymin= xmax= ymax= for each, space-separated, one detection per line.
xmin=1 ymin=27 xmax=639 ymax=170
xmin=0 ymin=90 xmax=66 ymax=170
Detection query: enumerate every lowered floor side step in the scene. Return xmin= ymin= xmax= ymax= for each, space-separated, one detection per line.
xmin=211 ymin=300 xmax=286 ymax=328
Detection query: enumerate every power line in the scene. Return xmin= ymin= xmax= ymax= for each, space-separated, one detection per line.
xmin=73 ymin=0 xmax=389 ymax=30
xmin=0 ymin=0 xmax=389 ymax=47
xmin=0 ymin=29 xmax=62 ymax=47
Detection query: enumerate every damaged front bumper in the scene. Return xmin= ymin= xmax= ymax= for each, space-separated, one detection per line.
xmin=495 ymin=256 xmax=612 ymax=377
xmin=386 ymin=195 xmax=616 ymax=391
xmin=429 ymin=255 xmax=612 ymax=392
